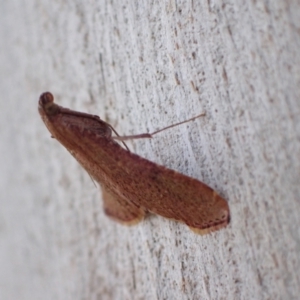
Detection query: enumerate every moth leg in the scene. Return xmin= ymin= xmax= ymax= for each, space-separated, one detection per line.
xmin=101 ymin=185 xmax=146 ymax=225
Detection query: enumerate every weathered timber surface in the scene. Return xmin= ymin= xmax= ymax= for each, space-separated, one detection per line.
xmin=0 ymin=1 xmax=299 ymax=299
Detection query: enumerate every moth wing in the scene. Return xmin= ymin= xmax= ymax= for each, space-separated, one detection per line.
xmin=101 ymin=185 xmax=146 ymax=225
xmin=117 ymin=153 xmax=230 ymax=234
xmin=146 ymin=172 xmax=230 ymax=234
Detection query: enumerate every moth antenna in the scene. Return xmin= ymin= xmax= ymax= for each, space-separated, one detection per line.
xmin=150 ymin=112 xmax=205 ymax=136
xmin=113 ymin=113 xmax=205 ymax=141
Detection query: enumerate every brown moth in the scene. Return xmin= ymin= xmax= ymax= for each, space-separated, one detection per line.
xmin=38 ymin=92 xmax=230 ymax=234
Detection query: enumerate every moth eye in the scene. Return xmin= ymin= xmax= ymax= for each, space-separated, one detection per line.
xmin=45 ymin=104 xmax=58 ymax=115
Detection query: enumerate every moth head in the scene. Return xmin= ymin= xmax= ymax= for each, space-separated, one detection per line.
xmin=38 ymin=92 xmax=59 ymax=116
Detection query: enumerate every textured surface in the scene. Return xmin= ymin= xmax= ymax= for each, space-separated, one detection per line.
xmin=1 ymin=1 xmax=300 ymax=299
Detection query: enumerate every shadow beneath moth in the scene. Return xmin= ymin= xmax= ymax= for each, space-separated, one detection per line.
xmin=38 ymin=92 xmax=230 ymax=234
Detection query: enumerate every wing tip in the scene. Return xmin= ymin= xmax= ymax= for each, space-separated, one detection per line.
xmin=188 ymin=208 xmax=230 ymax=235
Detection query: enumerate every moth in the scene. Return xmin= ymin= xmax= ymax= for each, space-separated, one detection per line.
xmin=38 ymin=92 xmax=230 ymax=234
